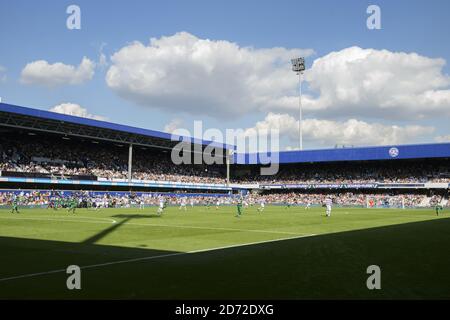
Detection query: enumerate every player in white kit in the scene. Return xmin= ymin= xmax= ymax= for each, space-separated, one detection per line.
xmin=157 ymin=196 xmax=165 ymax=215
xmin=179 ymin=197 xmax=187 ymax=211
xmin=215 ymin=198 xmax=221 ymax=210
xmin=257 ymin=199 xmax=265 ymax=212
xmin=325 ymin=197 xmax=332 ymax=217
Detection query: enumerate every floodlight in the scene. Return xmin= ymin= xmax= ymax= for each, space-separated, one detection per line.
xmin=291 ymin=57 xmax=306 ymax=150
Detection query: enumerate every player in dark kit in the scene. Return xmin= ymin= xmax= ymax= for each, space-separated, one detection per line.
xmin=11 ymin=197 xmax=19 ymax=214
xmin=435 ymin=204 xmax=443 ymax=216
xmin=235 ymin=198 xmax=243 ymax=218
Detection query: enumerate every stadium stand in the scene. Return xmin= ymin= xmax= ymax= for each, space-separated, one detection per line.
xmin=232 ymin=159 xmax=450 ymax=184
xmin=0 ymin=132 xmax=226 ymax=184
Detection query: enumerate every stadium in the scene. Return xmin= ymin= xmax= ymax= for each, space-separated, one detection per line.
xmin=2 ymin=2 xmax=450 ymax=310
xmin=0 ymin=102 xmax=449 ymax=299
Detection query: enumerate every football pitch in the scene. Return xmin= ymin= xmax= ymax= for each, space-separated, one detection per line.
xmin=0 ymin=205 xmax=449 ymax=299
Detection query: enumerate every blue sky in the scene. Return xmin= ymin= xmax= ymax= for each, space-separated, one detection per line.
xmin=1 ymin=0 xmax=449 ymax=150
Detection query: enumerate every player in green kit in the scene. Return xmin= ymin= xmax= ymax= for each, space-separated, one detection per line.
xmin=87 ymin=198 xmax=93 ymax=210
xmin=54 ymin=197 xmax=62 ymax=211
xmin=11 ymin=197 xmax=19 ymax=214
xmin=285 ymin=200 xmax=291 ymax=209
xmin=435 ymin=204 xmax=443 ymax=216
xmin=235 ymin=198 xmax=243 ymax=218
xmin=53 ymin=198 xmax=58 ymax=210
xmin=68 ymin=198 xmax=77 ymax=214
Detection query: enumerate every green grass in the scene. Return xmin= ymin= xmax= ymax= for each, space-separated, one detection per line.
xmin=0 ymin=205 xmax=449 ymax=299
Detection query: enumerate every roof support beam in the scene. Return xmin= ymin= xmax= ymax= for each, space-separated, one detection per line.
xmin=128 ymin=144 xmax=133 ymax=183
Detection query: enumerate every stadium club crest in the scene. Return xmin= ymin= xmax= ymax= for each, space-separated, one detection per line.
xmin=389 ymin=147 xmax=399 ymax=158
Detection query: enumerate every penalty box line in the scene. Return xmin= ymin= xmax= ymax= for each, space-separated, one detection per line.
xmin=0 ymin=233 xmax=316 ymax=283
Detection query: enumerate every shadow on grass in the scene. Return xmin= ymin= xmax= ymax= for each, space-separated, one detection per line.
xmin=81 ymin=217 xmax=132 ymax=244
xmin=111 ymin=214 xmax=162 ymax=219
xmin=81 ymin=214 xmax=163 ymax=244
xmin=0 ymin=235 xmax=181 ymax=285
xmin=0 ymin=217 xmax=449 ymax=299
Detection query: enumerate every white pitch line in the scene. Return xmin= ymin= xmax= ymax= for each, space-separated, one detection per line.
xmin=188 ymin=233 xmax=316 ymax=254
xmin=0 ymin=233 xmax=316 ymax=283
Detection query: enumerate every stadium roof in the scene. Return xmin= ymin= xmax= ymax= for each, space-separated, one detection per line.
xmin=2 ymin=102 xmax=450 ymax=165
xmin=0 ymin=103 xmax=232 ymax=151
xmin=236 ymin=142 xmax=450 ymax=164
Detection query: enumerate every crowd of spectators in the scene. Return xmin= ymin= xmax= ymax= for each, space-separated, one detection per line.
xmin=0 ymin=134 xmax=226 ymax=184
xmin=235 ymin=161 xmax=450 ymax=185
xmin=0 ymin=190 xmax=234 ymax=208
xmin=1 ymin=189 xmax=447 ymax=209
xmin=1 ymin=134 xmax=450 ymax=185
xmin=248 ymin=191 xmax=446 ymax=208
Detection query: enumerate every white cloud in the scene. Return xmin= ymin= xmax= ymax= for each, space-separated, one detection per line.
xmin=106 ymin=34 xmax=450 ymax=121
xmin=49 ymin=103 xmax=107 ymax=121
xmin=164 ymin=118 xmax=183 ymax=133
xmin=21 ymin=57 xmax=95 ymax=86
xmin=106 ymin=31 xmax=314 ymax=118
xmin=297 ymin=47 xmax=450 ymax=120
xmin=434 ymin=135 xmax=450 ymax=143
xmin=245 ymin=113 xmax=435 ymax=148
